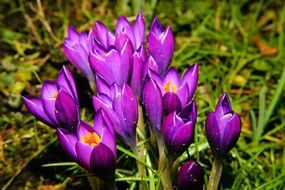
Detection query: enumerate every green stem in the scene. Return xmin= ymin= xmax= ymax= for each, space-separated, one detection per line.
xmin=157 ymin=135 xmax=172 ymax=189
xmin=88 ymin=176 xmax=100 ymax=190
xmin=89 ymin=80 xmax=97 ymax=94
xmin=131 ymin=105 xmax=147 ymax=190
xmin=207 ymin=158 xmax=223 ymax=190
xmin=158 ymin=151 xmax=172 ymax=190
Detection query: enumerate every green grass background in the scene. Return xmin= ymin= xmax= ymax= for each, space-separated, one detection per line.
xmin=0 ymin=0 xmax=284 ymax=189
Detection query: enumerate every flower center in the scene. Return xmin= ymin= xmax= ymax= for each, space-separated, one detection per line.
xmin=163 ymin=82 xmax=177 ymax=93
xmin=81 ymin=132 xmax=101 ymax=147
xmin=51 ymin=92 xmax=58 ymax=99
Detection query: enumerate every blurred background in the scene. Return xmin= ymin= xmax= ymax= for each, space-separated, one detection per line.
xmin=0 ymin=0 xmax=284 ymax=189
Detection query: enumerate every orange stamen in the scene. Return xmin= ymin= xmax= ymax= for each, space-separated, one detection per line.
xmin=81 ymin=132 xmax=101 ymax=147
xmin=163 ymin=82 xmax=177 ymax=93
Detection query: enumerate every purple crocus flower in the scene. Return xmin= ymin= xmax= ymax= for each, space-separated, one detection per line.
xmin=116 ymin=13 xmax=146 ymax=50
xmin=63 ymin=26 xmax=95 ymax=83
xmin=23 ymin=66 xmax=79 ymax=131
xmin=205 ymin=93 xmax=241 ymax=158
xmin=57 ymin=109 xmax=116 ymax=181
xmin=92 ymin=80 xmax=138 ymax=147
xmin=177 ymin=160 xmax=204 ymax=190
xmin=89 ymin=33 xmax=133 ymax=86
xmin=144 ymin=64 xmax=198 ymax=115
xmin=142 ymin=75 xmax=163 ymax=133
xmin=92 ymin=12 xmax=145 ymax=52
xmin=147 ymin=17 xmax=174 ymax=75
xmin=130 ymin=45 xmax=147 ymax=96
xmin=162 ymin=101 xmax=197 ymax=159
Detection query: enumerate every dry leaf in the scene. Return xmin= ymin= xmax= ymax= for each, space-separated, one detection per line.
xmin=252 ymin=35 xmax=278 ymax=56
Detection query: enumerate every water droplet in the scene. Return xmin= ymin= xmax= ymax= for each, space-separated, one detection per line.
xmin=55 ymin=110 xmax=59 ymax=114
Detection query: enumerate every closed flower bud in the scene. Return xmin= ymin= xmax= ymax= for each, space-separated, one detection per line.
xmin=177 ymin=160 xmax=204 ymax=190
xmin=205 ymin=93 xmax=241 ymax=157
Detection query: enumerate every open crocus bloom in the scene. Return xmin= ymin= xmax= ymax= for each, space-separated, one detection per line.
xmin=142 ymin=63 xmax=198 ymax=126
xmin=162 ymin=101 xmax=197 ymax=160
xmin=92 ymin=79 xmax=138 ymax=147
xmin=205 ymin=93 xmax=241 ymax=158
xmin=57 ymin=109 xmax=116 ymax=181
xmin=22 ymin=66 xmax=79 ymax=131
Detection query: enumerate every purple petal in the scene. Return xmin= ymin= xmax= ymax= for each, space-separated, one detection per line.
xmin=22 ymin=96 xmax=55 ymax=127
xmin=162 ymin=112 xmax=180 ymax=148
xmin=57 ymin=66 xmax=78 ymax=103
xmin=149 ymin=17 xmax=164 ymax=36
xmin=130 ymin=50 xmax=144 ymax=96
xmin=119 ymin=39 xmax=133 ymax=83
xmin=176 ymin=83 xmax=189 ymax=108
xmin=147 ymin=23 xmax=174 ymax=75
xmin=221 ymin=113 xmax=241 ymax=155
xmin=133 ymin=13 xmax=145 ymax=49
xmin=205 ymin=112 xmax=221 ymax=155
xmin=114 ymin=32 xmax=130 ymax=51
xmin=142 ymin=78 xmax=163 ymax=133
xmin=57 ymin=128 xmax=77 ymax=161
xmin=93 ymin=21 xmax=114 ymax=49
xmin=163 ymin=92 xmax=182 ymax=115
xmin=182 ymin=63 xmax=199 ymax=100
xmin=94 ymin=110 xmax=116 ymax=157
xmin=146 ymin=68 xmax=163 ymax=87
xmin=63 ymin=42 xmax=95 ymax=82
xmin=112 ymin=84 xmax=138 ymax=145
xmin=77 ymin=120 xmax=95 ymax=139
xmin=116 ymin=16 xmax=135 ymax=47
xmin=92 ymin=94 xmax=113 ymax=111
xmin=170 ymin=122 xmax=194 ymax=157
xmin=215 ymin=93 xmax=233 ymax=119
xmin=75 ymin=141 xmax=93 ymax=171
xmin=163 ymin=68 xmax=180 ymax=87
xmin=67 ymin=25 xmax=79 ymax=39
xmin=90 ymin=49 xmax=123 ymax=85
xmin=41 ymin=81 xmax=59 ymax=125
xmin=120 ymin=84 xmax=138 ymax=128
xmin=55 ymin=89 xmax=79 ymax=131
xmin=96 ymin=74 xmax=111 ymax=96
xmin=177 ymin=160 xmax=204 ymax=190
xmin=90 ymin=143 xmax=116 ymax=181
xmin=179 ymin=100 xmax=197 ymax=123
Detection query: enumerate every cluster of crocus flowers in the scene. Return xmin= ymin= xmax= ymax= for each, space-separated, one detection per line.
xmin=23 ymin=12 xmax=242 ymax=190
xmin=23 ymin=66 xmax=116 ymax=183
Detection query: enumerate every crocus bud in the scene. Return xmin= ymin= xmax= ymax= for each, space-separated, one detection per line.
xmin=181 ymin=63 xmax=199 ymax=101
xmin=130 ymin=45 xmax=147 ymax=96
xmin=23 ymin=66 xmax=79 ymax=131
xmin=177 ymin=160 xmax=204 ymax=190
xmin=63 ymin=26 xmax=95 ymax=82
xmin=89 ymin=37 xmax=133 ymax=86
xmin=142 ymin=75 xmax=163 ymax=134
xmin=93 ymin=82 xmax=138 ymax=147
xmin=147 ymin=17 xmax=174 ymax=75
xmin=205 ymin=93 xmax=241 ymax=158
xmin=162 ymin=101 xmax=197 ymax=160
xmin=116 ymin=12 xmax=146 ymax=50
xmin=57 ymin=109 xmax=116 ymax=181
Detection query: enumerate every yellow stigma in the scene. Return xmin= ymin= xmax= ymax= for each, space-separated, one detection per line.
xmin=81 ymin=132 xmax=101 ymax=147
xmin=51 ymin=93 xmax=58 ymax=99
xmin=163 ymin=82 xmax=177 ymax=93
